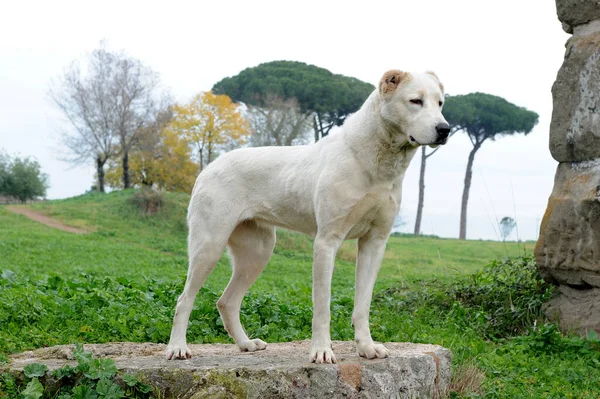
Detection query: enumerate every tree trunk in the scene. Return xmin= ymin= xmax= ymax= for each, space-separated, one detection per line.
xmin=96 ymin=157 xmax=106 ymax=193
xmin=199 ymin=148 xmax=204 ymax=173
xmin=459 ymin=144 xmax=481 ymax=240
xmin=414 ymin=147 xmax=427 ymax=235
xmin=313 ymin=115 xmax=320 ymax=143
xmin=141 ymin=177 xmax=152 ymax=187
xmin=122 ymin=151 xmax=130 ymax=189
xmin=318 ymin=115 xmax=326 ymax=139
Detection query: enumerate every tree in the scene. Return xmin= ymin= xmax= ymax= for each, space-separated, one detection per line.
xmin=166 ymin=92 xmax=250 ymax=171
xmin=247 ymin=95 xmax=312 ymax=147
xmin=443 ymin=93 xmax=538 ymax=239
xmin=105 ymin=108 xmax=198 ymax=192
xmin=212 ymin=61 xmax=374 ymax=141
xmin=110 ymin=56 xmax=162 ymax=190
xmin=413 ymin=127 xmax=459 ymax=235
xmin=499 ymin=216 xmax=517 ymax=241
xmin=0 ymin=153 xmax=49 ymax=203
xmin=49 ymin=43 xmax=163 ymax=191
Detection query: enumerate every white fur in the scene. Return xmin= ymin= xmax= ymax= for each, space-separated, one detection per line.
xmin=165 ymin=71 xmax=448 ymax=363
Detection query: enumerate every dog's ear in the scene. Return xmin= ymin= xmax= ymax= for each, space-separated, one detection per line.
xmin=379 ymin=70 xmax=409 ymax=96
xmin=425 ymin=71 xmax=444 ymax=93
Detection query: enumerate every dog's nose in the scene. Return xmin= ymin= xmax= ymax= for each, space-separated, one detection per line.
xmin=435 ymin=123 xmax=451 ymax=140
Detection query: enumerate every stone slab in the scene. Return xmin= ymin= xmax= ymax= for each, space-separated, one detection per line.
xmin=5 ymin=341 xmax=452 ymax=399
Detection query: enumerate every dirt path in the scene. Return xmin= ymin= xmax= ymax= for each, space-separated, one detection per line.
xmin=5 ymin=206 xmax=89 ymax=234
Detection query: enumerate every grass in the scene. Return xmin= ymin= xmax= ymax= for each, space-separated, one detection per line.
xmin=0 ymin=190 xmax=598 ymax=398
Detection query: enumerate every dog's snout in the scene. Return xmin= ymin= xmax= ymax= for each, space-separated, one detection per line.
xmin=435 ymin=123 xmax=451 ymax=140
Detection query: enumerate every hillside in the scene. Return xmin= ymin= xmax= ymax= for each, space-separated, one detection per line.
xmin=5 ymin=190 xmax=531 ymax=287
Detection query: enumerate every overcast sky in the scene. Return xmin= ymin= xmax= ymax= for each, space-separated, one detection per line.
xmin=0 ymin=0 xmax=569 ymax=240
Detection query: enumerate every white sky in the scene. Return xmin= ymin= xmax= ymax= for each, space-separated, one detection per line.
xmin=0 ymin=0 xmax=569 ymax=240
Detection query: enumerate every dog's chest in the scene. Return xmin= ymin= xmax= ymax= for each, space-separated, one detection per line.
xmin=345 ymin=184 xmax=400 ymax=239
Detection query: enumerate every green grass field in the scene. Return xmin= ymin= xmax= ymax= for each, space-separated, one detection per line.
xmin=1 ymin=190 xmax=599 ymax=398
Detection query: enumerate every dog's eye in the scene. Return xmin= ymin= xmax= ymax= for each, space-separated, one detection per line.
xmin=410 ymin=99 xmax=423 ymax=106
xmin=439 ymin=101 xmax=443 ymax=107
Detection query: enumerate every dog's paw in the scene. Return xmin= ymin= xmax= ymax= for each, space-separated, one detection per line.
xmin=238 ymin=339 xmax=267 ymax=352
xmin=165 ymin=342 xmax=192 ymax=360
xmin=310 ymin=346 xmax=337 ymax=364
xmin=357 ymin=342 xmax=390 ymax=359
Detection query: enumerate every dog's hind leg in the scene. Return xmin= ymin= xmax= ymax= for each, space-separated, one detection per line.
xmin=165 ymin=205 xmax=236 ymax=360
xmin=217 ymin=220 xmax=275 ymax=352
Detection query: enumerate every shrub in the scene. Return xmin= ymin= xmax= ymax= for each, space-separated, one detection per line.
xmin=377 ymin=256 xmax=556 ymax=340
xmin=450 ymin=256 xmax=555 ymax=338
xmin=0 ymin=152 xmax=49 ymax=203
xmin=128 ymin=189 xmax=165 ymax=215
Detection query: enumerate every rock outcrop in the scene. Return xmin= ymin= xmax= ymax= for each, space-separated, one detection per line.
xmin=535 ymin=0 xmax=600 ymax=335
xmin=556 ymin=0 xmax=600 ymax=33
xmin=5 ymin=341 xmax=452 ymax=399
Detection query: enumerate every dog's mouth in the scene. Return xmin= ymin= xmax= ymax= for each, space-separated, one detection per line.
xmin=410 ymin=135 xmax=448 ymax=146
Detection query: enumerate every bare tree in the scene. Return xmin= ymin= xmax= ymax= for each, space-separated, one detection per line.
xmin=110 ymin=56 xmax=161 ymax=188
xmin=49 ymin=47 xmax=118 ymax=192
xmin=49 ymin=43 xmax=162 ymax=191
xmin=246 ymin=95 xmax=312 ymax=147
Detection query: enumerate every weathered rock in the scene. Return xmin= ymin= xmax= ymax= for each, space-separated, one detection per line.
xmin=536 ymin=161 xmax=600 ymax=288
xmin=539 ymin=1 xmax=600 ymax=337
xmin=556 ymin=0 xmax=600 ymax=33
xmin=545 ymin=285 xmax=600 ymax=335
xmin=550 ymin=27 xmax=600 ymax=162
xmin=4 ymin=341 xmax=452 ymax=399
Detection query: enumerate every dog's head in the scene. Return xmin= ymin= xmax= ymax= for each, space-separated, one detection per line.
xmin=378 ymin=70 xmax=449 ymax=147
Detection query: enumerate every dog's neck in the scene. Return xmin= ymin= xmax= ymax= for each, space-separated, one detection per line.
xmin=344 ymin=91 xmax=418 ymax=183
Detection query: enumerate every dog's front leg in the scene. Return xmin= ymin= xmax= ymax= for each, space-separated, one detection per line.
xmin=310 ymin=233 xmax=342 ymax=364
xmin=353 ymin=233 xmax=390 ymax=359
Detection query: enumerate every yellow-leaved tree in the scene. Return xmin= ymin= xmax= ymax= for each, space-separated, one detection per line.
xmin=105 ymin=109 xmax=198 ymax=192
xmin=167 ymin=92 xmax=250 ymax=171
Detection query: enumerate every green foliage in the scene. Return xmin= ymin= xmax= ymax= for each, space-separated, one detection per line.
xmin=0 ymin=373 xmax=19 ymax=398
xmin=212 ymin=60 xmax=374 ymax=138
xmin=24 ymin=364 xmax=48 ymax=379
xmin=477 ymin=323 xmax=600 ymax=398
xmin=85 ymin=359 xmax=118 ymax=380
xmin=380 ymin=256 xmax=555 ymax=339
xmin=95 ymin=378 xmax=124 ymax=398
xmin=72 ymin=385 xmax=97 ymax=399
xmin=0 ymin=345 xmax=151 ymax=398
xmin=21 ymin=378 xmax=44 ymax=399
xmin=443 ymin=92 xmax=539 ymax=144
xmin=450 ymin=256 xmax=555 ymax=338
xmin=0 ymin=152 xmax=49 ymax=203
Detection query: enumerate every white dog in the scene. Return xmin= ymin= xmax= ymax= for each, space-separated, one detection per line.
xmin=166 ymin=70 xmax=449 ymax=364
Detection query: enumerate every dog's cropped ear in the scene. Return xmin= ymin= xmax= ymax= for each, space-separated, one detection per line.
xmin=425 ymin=71 xmax=444 ymax=93
xmin=379 ymin=70 xmax=409 ymax=96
